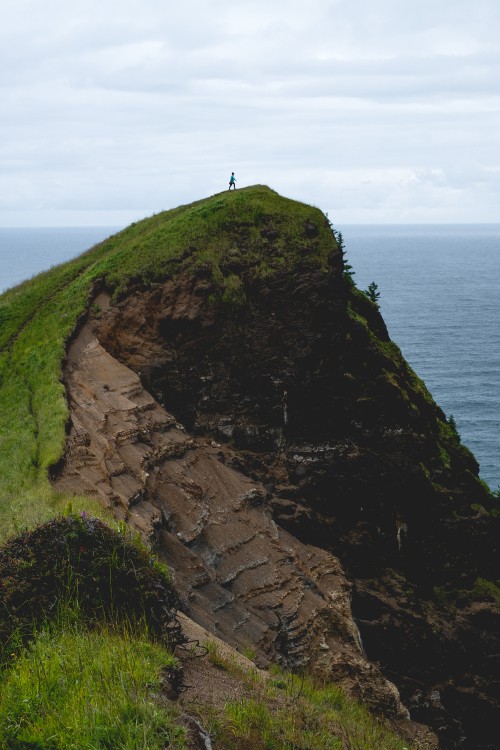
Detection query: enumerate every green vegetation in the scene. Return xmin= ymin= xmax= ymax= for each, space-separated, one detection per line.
xmin=0 ymin=186 xmax=336 ymax=540
xmin=196 ymin=643 xmax=411 ymax=750
xmin=434 ymin=577 xmax=500 ymax=608
xmin=344 ymin=285 xmax=492 ymax=511
xmin=0 ymin=515 xmax=182 ymax=668
xmin=447 ymin=414 xmax=460 ymax=440
xmin=347 ymin=291 xmax=436 ymax=414
xmin=205 ymin=639 xmax=231 ymax=670
xmin=490 ymin=488 xmax=500 ymax=517
xmin=334 ymin=229 xmax=355 ymax=284
xmin=0 ymin=514 xmax=185 ymax=749
xmin=0 ymin=626 xmax=414 ymax=750
xmin=222 ymin=273 xmax=246 ymax=305
xmin=470 ymin=577 xmax=500 ymax=603
xmin=0 ymin=625 xmax=185 ymax=750
xmin=364 ymin=281 xmax=380 ymax=305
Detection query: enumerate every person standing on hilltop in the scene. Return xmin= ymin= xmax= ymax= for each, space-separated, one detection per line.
xmin=229 ymin=172 xmax=236 ymax=190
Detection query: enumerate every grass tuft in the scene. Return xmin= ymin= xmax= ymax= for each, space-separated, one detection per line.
xmin=0 ymin=625 xmax=186 ymax=750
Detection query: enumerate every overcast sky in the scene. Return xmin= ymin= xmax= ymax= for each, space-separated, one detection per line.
xmin=1 ymin=0 xmax=499 ymax=226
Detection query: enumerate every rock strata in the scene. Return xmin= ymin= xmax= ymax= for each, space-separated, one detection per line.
xmin=53 ymin=205 xmax=500 ymax=750
xmin=54 ymin=298 xmax=417 ymax=731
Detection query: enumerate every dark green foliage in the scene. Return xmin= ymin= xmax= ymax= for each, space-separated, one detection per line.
xmin=334 ymin=229 xmax=355 ymax=284
xmin=0 ymin=515 xmax=184 ymax=666
xmin=434 ymin=577 xmax=500 ymax=607
xmin=364 ymin=281 xmax=380 ymax=304
xmin=447 ymin=413 xmax=460 ymax=440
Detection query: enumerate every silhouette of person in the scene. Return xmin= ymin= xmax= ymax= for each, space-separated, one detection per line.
xmin=229 ymin=172 xmax=236 ymax=190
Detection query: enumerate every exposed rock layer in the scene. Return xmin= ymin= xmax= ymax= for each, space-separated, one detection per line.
xmin=54 ymin=239 xmax=500 ymax=748
xmin=54 ymin=302 xmax=416 ymax=733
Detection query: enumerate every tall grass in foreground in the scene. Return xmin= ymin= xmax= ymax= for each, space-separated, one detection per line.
xmin=198 ymin=642 xmax=412 ymax=750
xmin=0 ymin=625 xmax=186 ymax=750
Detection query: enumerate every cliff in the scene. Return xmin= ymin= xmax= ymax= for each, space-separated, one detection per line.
xmin=1 ymin=186 xmax=499 ymax=749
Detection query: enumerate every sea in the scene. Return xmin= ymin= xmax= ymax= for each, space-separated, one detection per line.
xmin=1 ymin=224 xmax=499 ymax=491
xmin=0 ymin=227 xmax=119 ymax=293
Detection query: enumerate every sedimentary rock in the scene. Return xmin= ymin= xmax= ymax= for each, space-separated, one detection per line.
xmin=53 ymin=190 xmax=500 ymax=749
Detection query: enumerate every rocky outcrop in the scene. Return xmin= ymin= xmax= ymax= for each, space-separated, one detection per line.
xmin=53 ymin=298 xmax=420 ymax=735
xmin=53 ymin=195 xmax=500 ymax=749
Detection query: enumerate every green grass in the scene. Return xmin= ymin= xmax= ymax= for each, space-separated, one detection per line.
xmin=0 ymin=513 xmax=184 ymax=749
xmin=434 ymin=577 xmax=500 ymax=608
xmin=0 ymin=625 xmax=186 ymax=750
xmin=0 ymin=186 xmax=335 ymax=540
xmin=195 ymin=646 xmax=411 ymax=750
xmin=0 ymin=628 xmax=412 ymax=750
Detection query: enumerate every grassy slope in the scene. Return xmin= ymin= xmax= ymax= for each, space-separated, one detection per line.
xmin=0 ymin=626 xmax=185 ymax=750
xmin=0 ymin=622 xmax=413 ymax=750
xmin=192 ymin=641 xmax=412 ymax=750
xmin=0 ymin=186 xmax=334 ymax=540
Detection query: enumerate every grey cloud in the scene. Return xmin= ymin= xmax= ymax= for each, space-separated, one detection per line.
xmin=1 ymin=0 xmax=499 ymax=223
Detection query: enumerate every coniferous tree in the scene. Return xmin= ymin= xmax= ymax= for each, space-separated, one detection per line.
xmin=337 ymin=231 xmax=355 ymax=283
xmin=325 ymin=218 xmax=355 ymax=285
xmin=447 ymin=414 xmax=460 ymax=441
xmin=365 ymin=281 xmax=380 ymax=305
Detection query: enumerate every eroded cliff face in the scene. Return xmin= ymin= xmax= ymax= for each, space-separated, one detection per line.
xmin=53 ymin=230 xmax=499 ymax=749
xmin=53 ymin=293 xmax=426 ymax=742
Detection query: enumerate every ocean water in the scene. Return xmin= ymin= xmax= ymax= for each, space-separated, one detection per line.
xmin=1 ymin=224 xmax=499 ymax=490
xmin=0 ymin=227 xmax=119 ymax=294
xmin=339 ymin=224 xmax=500 ymax=491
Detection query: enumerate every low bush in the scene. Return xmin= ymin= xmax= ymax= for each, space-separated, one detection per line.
xmin=0 ymin=514 xmax=184 ymax=666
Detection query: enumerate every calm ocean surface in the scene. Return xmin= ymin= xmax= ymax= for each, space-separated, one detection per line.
xmin=1 ymin=224 xmax=499 ymax=490
xmin=0 ymin=227 xmax=119 ymax=294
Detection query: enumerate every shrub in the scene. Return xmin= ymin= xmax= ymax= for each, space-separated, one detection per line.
xmin=0 ymin=514 xmax=184 ymax=666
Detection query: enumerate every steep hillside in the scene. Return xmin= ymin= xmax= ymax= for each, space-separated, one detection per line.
xmin=1 ymin=186 xmax=499 ymax=749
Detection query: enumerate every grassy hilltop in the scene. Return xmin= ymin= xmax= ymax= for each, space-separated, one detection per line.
xmin=0 ymin=186 xmax=334 ymax=537
xmin=0 ymin=187 xmax=415 ymax=750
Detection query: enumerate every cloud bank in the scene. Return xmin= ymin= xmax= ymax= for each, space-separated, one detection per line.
xmin=1 ymin=0 xmax=499 ymax=224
